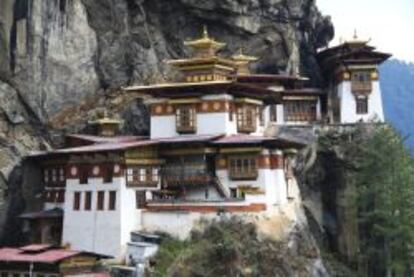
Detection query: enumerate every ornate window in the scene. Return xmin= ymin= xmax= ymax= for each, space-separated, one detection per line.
xmin=228 ymin=155 xmax=258 ymax=180
xmin=236 ymin=105 xmax=257 ymax=133
xmin=356 ymin=96 xmax=368 ymax=114
xmin=269 ymin=105 xmax=277 ymax=122
xmin=351 ymin=71 xmax=372 ymax=92
xmin=284 ymin=100 xmax=317 ymax=122
xmin=176 ymin=105 xmax=196 ymax=133
xmin=127 ymin=166 xmax=159 ymax=187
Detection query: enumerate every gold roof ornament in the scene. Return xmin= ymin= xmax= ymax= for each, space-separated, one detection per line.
xmin=232 ymin=48 xmax=258 ymax=75
xmin=231 ymin=47 xmax=258 ymax=62
xmin=89 ymin=111 xmax=122 ymax=137
xmin=184 ymin=26 xmax=226 ymax=57
xmin=344 ymin=28 xmax=370 ymax=45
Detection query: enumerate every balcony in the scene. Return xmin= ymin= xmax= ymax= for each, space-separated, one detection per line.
xmin=352 ymin=81 xmax=372 ymax=93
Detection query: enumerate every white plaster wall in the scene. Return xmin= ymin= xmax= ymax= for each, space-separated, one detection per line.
xmin=150 ymin=116 xmax=178 ymax=138
xmin=197 ymin=113 xmax=237 ymax=135
xmin=62 ymin=177 xmax=141 ymax=261
xmin=44 ymin=202 xmax=64 ymax=210
xmin=338 ymin=81 xmax=384 ymax=123
xmin=142 ymin=212 xmax=216 ymax=239
xmin=216 ymin=168 xmax=286 ymax=207
xmin=184 ymin=186 xmax=222 ymax=201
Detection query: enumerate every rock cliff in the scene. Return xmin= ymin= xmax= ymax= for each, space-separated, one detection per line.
xmin=0 ymin=0 xmax=336 ymax=269
xmin=1 ymin=0 xmax=333 ymax=121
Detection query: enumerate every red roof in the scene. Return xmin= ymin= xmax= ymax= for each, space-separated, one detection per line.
xmin=0 ymin=245 xmax=110 ymax=264
xmin=212 ymin=134 xmax=275 ymax=144
xmin=19 ymin=244 xmax=53 ymax=252
xmin=0 ymin=247 xmax=81 ymax=263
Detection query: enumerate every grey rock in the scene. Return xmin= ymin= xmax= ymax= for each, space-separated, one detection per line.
xmin=0 ymin=0 xmax=333 ymax=121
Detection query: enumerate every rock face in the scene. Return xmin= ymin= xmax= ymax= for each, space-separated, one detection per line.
xmin=0 ymin=74 xmax=49 ymax=244
xmin=0 ymin=0 xmax=333 ymax=121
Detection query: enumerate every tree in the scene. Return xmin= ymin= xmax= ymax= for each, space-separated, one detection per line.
xmin=352 ymin=125 xmax=414 ymax=276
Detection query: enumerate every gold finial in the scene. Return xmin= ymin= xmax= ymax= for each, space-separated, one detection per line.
xmin=203 ymin=25 xmax=209 ymax=39
xmin=353 ymin=29 xmax=358 ymax=40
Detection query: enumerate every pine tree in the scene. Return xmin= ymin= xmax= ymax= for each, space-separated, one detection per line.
xmin=353 ymin=125 xmax=414 ymax=276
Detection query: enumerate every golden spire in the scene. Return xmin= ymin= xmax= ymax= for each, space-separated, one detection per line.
xmin=184 ymin=26 xmax=226 ymax=57
xmin=231 ymin=47 xmax=257 ymax=75
xmin=232 ymin=47 xmax=258 ymax=62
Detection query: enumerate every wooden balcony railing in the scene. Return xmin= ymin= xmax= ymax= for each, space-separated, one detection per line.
xmin=352 ymin=81 xmax=372 ymax=93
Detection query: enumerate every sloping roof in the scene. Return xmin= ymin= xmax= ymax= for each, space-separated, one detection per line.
xmin=212 ymin=134 xmax=274 ymax=144
xmin=19 ymin=208 xmax=63 ymax=219
xmin=0 ymin=247 xmax=82 ymax=264
xmin=66 ymin=134 xmax=143 ymax=144
xmin=0 ymin=245 xmax=111 ymax=264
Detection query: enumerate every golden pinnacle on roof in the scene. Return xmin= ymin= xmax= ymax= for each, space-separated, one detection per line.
xmin=184 ymin=26 xmax=226 ymax=51
xmin=343 ymin=28 xmax=370 ymax=45
xmin=232 ymin=47 xmax=258 ymax=62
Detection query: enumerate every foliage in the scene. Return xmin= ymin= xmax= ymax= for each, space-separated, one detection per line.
xmin=351 ymin=125 xmax=414 ymax=276
xmin=149 ymin=218 xmax=320 ymax=277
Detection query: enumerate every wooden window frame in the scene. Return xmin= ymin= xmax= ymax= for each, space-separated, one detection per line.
xmin=284 ymin=100 xmax=317 ymax=122
xmin=351 ymin=71 xmax=372 ymax=92
xmin=97 ymin=191 xmax=105 ymax=211
xmin=356 ymin=96 xmax=369 ymax=114
xmin=84 ymin=191 xmax=92 ymax=211
xmin=73 ymin=192 xmax=81 ymax=211
xmin=127 ymin=166 xmax=159 ymax=187
xmin=176 ymin=105 xmax=196 ymax=133
xmin=236 ymin=104 xmax=257 ymax=133
xmin=108 ymin=191 xmax=116 ymax=210
xmin=228 ymin=155 xmax=258 ymax=180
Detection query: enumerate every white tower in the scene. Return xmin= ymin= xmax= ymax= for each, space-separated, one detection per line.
xmin=318 ymin=33 xmax=391 ymax=124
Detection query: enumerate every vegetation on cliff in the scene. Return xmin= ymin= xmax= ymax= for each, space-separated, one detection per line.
xmin=314 ymin=124 xmax=414 ymax=276
xmin=149 ymin=218 xmax=324 ymax=277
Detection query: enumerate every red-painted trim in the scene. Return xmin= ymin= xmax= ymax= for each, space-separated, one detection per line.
xmin=146 ymin=203 xmax=266 ymax=213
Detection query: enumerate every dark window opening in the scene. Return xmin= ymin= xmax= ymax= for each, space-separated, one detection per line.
xmin=97 ymin=191 xmax=105 ymax=211
xmin=136 ymin=191 xmax=146 ymax=209
xmin=84 ymin=191 xmax=92 ymax=211
xmin=73 ymin=192 xmax=81 ymax=211
xmin=79 ymin=166 xmax=89 ymax=184
xmin=356 ymin=96 xmax=368 ymax=114
xmin=109 ymin=191 xmax=116 ymax=210
xmin=103 ymin=164 xmax=113 ymax=183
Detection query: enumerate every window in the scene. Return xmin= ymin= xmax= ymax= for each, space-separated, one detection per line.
xmin=236 ymin=105 xmax=257 ymax=133
xmin=108 ymin=191 xmax=116 ymax=210
xmin=228 ymin=155 xmax=258 ymax=180
xmin=73 ymin=192 xmax=81 ymax=211
xmin=127 ymin=166 xmax=159 ymax=187
xmin=230 ymin=188 xmax=238 ymax=198
xmin=97 ymin=191 xmax=105 ymax=210
xmin=269 ymin=105 xmax=277 ymax=122
xmin=356 ymin=96 xmax=368 ymax=114
xmin=351 ymin=71 xmax=372 ymax=92
xmin=136 ymin=191 xmax=146 ymax=209
xmin=103 ymin=164 xmax=113 ymax=183
xmin=79 ymin=166 xmax=88 ymax=184
xmin=205 ymin=188 xmax=209 ymax=199
xmin=176 ymin=105 xmax=196 ymax=133
xmin=84 ymin=191 xmax=92 ymax=210
xmin=284 ymin=100 xmax=317 ymax=122
xmin=258 ymin=107 xmax=264 ymax=126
